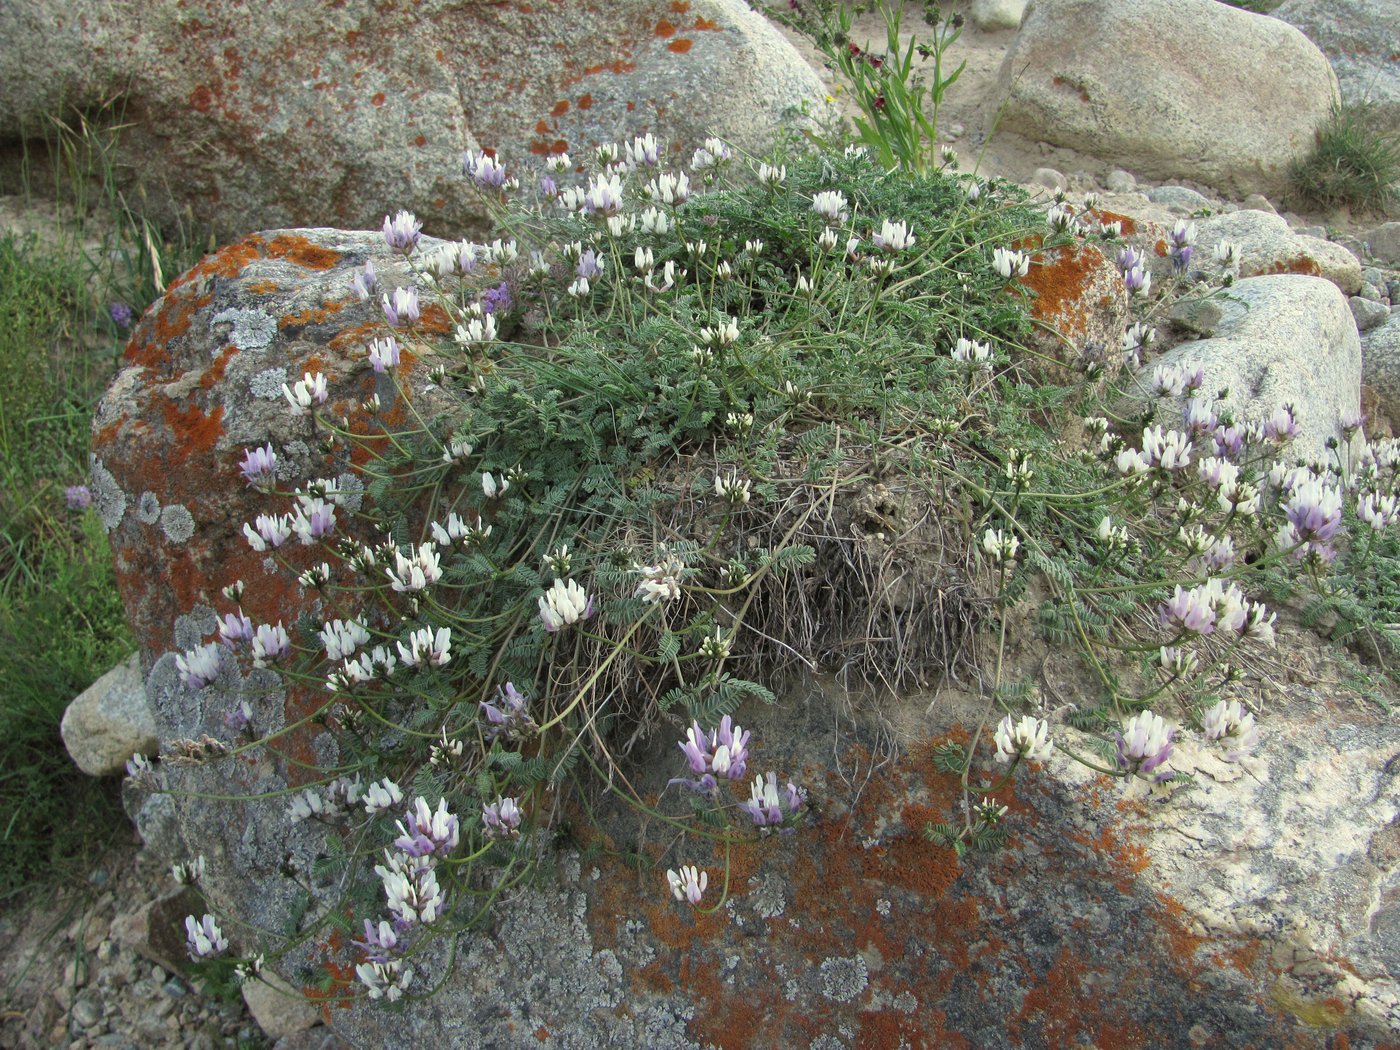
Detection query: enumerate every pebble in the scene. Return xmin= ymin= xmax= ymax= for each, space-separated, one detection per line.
xmin=71 ymin=994 xmax=102 ymax=1029
xmin=1031 ymin=166 xmax=1067 ymax=191
xmin=1241 ymin=193 xmax=1276 ymax=214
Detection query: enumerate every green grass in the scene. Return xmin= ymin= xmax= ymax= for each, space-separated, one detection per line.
xmin=0 ymin=113 xmax=211 ymax=899
xmin=1290 ymin=102 xmax=1400 ymax=215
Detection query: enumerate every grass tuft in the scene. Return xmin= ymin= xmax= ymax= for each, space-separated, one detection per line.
xmin=1289 ymin=102 xmax=1400 ymax=215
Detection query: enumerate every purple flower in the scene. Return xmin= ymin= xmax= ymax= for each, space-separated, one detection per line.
xmin=1212 ymin=423 xmax=1247 ymax=460
xmin=381 ymin=287 xmax=420 ymax=328
xmin=176 ymin=643 xmax=222 ymax=689
xmin=354 ymin=919 xmax=400 ymax=964
xmin=463 ymin=150 xmax=507 ymax=190
xmin=1263 ymin=403 xmax=1299 ymax=443
xmin=350 ymin=260 xmax=378 ymax=301
xmin=480 ymin=681 xmax=537 ymax=740
xmin=393 ymin=797 xmax=460 ymax=858
xmin=576 ymin=250 xmax=605 ymax=282
xmin=223 ymin=700 xmax=253 ymax=732
xmin=538 ymin=174 xmax=558 ymax=198
xmin=184 ymin=914 xmax=228 ymax=959
xmin=1115 ymin=246 xmax=1144 ymax=273
xmin=742 ymin=771 xmax=807 ymax=832
xmin=217 ymin=609 xmax=254 ymax=648
xmin=1123 ymin=264 xmax=1152 ymax=297
xmin=1115 ymin=711 xmax=1174 ymax=781
xmin=65 ymin=484 xmax=92 ymax=510
xmin=109 ymin=302 xmax=134 ymax=329
xmin=481 ymin=796 xmax=522 ymax=840
xmin=382 ymin=210 xmax=421 ymax=255
xmin=368 ymin=335 xmax=400 ymax=374
xmin=238 ymin=444 xmax=278 ymax=490
xmin=1171 ymin=244 xmax=1193 ymax=273
xmin=1283 ymin=479 xmax=1343 ymax=548
xmin=480 ymin=281 xmax=513 ymax=316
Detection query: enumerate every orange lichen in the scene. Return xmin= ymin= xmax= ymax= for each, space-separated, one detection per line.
xmin=371 ymin=91 xmax=386 ymax=106
xmin=655 ymin=18 xmax=676 ymax=36
xmin=1017 ymin=242 xmax=1114 ymax=339
xmin=278 ymin=301 xmax=347 ymax=330
xmin=1260 ymin=256 xmax=1324 ymax=278
xmin=667 ymin=38 xmax=693 ymax=53
xmin=551 ymin=99 xmax=570 ymax=116
xmin=266 ymin=233 xmax=341 ymax=271
xmin=160 ymin=401 xmax=224 ymax=456
xmin=244 ymin=280 xmax=279 ymax=295
xmin=578 ymin=93 xmax=593 ymax=110
xmin=693 ymin=16 xmax=718 ymax=29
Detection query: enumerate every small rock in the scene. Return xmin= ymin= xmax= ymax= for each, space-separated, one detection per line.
xmin=1368 ymin=223 xmax=1400 ymax=263
xmin=1241 ymin=193 xmax=1276 ymax=214
xmin=1105 ymin=169 xmax=1137 ymax=193
xmin=71 ymin=993 xmax=102 ymax=1029
xmin=59 ymin=652 xmax=157 ymax=777
xmin=1146 ymin=185 xmax=1212 ymax=213
xmin=242 ymin=969 xmax=322 ymax=1040
xmin=1293 ymin=224 xmax=1329 ymax=240
xmin=945 ymin=122 xmax=965 ymax=140
xmin=1359 ymin=282 xmax=1385 ymax=302
xmin=1032 ymin=166 xmax=1068 ymax=191
xmin=970 ymin=0 xmax=1027 ymax=31
xmin=1362 ymin=266 xmax=1386 ymax=289
xmin=164 ymin=977 xmax=188 ymax=998
xmin=1350 ymin=296 xmax=1391 ymax=331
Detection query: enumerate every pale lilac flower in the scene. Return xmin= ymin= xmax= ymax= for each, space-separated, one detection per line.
xmin=625 ymin=133 xmax=661 ymax=168
xmin=992 ymin=247 xmax=1030 ymax=279
xmin=666 ymin=865 xmax=707 ymax=906
xmin=354 ymin=919 xmax=399 ymax=964
xmin=394 ymin=797 xmax=460 ymax=858
xmin=690 ymin=137 xmax=731 ymax=171
xmin=1359 ymin=491 xmax=1399 ymax=531
xmin=376 ymin=852 xmax=445 ymax=926
xmin=357 ymin=959 xmax=413 ymax=1002
xmin=583 ymin=173 xmax=625 ymax=217
xmin=1283 ymin=479 xmax=1344 ymax=548
xmin=993 ymin=714 xmax=1052 ymax=762
xmin=177 ymin=643 xmax=221 ymax=689
xmin=1159 ymin=583 xmax=1218 ymax=637
xmin=387 ymin=543 xmax=443 ymax=593
xmin=397 ymin=626 xmax=452 ymax=667
xmin=481 ymin=796 xmax=522 ymax=840
xmin=243 ymin=513 xmax=292 ymax=552
xmin=1182 ymin=397 xmax=1217 ymax=436
xmin=238 ymin=444 xmax=278 ymax=490
xmin=742 ymin=771 xmax=806 ymax=831
xmin=1159 ymin=646 xmax=1198 ymax=677
xmin=1115 ymin=246 xmax=1145 ymax=274
xmin=363 ymin=778 xmax=404 ymax=816
xmin=218 ymin=609 xmax=254 ymax=648
xmin=1123 ymin=263 xmax=1152 ymax=297
xmin=1150 ymin=362 xmax=1199 ymax=399
xmin=382 ymin=210 xmax=421 ymax=254
xmin=251 ymin=622 xmax=291 ymax=668
xmin=368 ymin=336 xmax=400 ymax=373
xmin=1197 ymin=456 xmax=1240 ymax=492
xmin=1263 ymin=403 xmax=1299 ymax=443
xmin=480 ymin=681 xmax=537 ymax=740
xmin=811 ymin=190 xmax=849 ymax=224
xmin=320 ymin=618 xmax=370 ymax=663
xmin=576 ymin=248 xmax=605 ymax=282
xmin=65 ymin=484 xmax=93 ymax=510
xmin=538 ymin=578 xmax=593 ymax=632
xmin=1142 ymin=426 xmax=1192 ymax=470
xmin=1212 ymin=423 xmax=1247 ymax=461
xmin=350 ymin=259 xmax=377 ymax=301
xmin=673 ymin=716 xmax=750 ymax=789
xmin=291 ymin=496 xmax=337 ymax=545
xmin=1201 ymin=699 xmax=1260 ymax=761
xmin=1340 ymin=409 xmax=1367 ymax=438
xmin=463 ymin=149 xmax=507 ymax=190
xmin=1121 ymin=322 xmax=1157 ymax=367
xmin=282 ymin=371 xmax=328 ymax=414
xmin=109 ymin=301 xmax=134 ymax=329
xmin=966 ymin=180 xmax=983 ymax=204
xmin=287 ymin=786 xmax=333 ymax=823
xmin=1115 ymin=711 xmax=1174 ymax=780
xmin=184 ymin=914 xmax=228 ymax=960
xmin=381 ymin=286 xmax=420 ymax=328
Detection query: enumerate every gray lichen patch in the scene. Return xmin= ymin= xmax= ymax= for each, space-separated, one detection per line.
xmin=819 ymin=955 xmax=868 ymax=1003
xmin=89 ymin=456 xmax=127 ymax=531
xmin=137 ymin=491 xmax=161 ymax=525
xmin=250 ymin=367 xmax=289 ymax=401
xmin=334 ymin=471 xmax=365 ymax=512
xmin=211 ymin=307 xmax=278 ymax=351
xmin=160 ymin=504 xmax=196 ymax=544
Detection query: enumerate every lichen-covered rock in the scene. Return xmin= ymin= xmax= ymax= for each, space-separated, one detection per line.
xmin=98 ymin=229 xmax=1395 ymax=1048
xmin=1140 ymin=274 xmax=1361 ymax=464
xmin=970 ymin=0 xmax=1027 ymax=32
xmin=1364 ymin=312 xmax=1400 ymax=432
xmin=59 ymin=652 xmax=156 ymax=776
xmin=991 ymin=0 xmax=1338 ymax=198
xmin=0 ymin=0 xmax=824 ymax=238
xmin=1197 ymin=209 xmax=1363 ymax=295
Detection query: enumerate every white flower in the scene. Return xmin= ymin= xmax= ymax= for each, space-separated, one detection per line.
xmin=951 ymin=337 xmax=992 ymax=367
xmin=993 ymin=714 xmax=1052 ymax=762
xmin=545 ymin=151 xmax=571 ymax=173
xmin=625 ymin=133 xmax=661 ymax=168
xmin=635 ymin=552 xmax=686 ymax=604
xmin=320 ymin=618 xmax=370 ymax=663
xmin=1200 ymin=699 xmax=1260 ymax=760
xmin=184 ymin=914 xmax=228 ymax=959
xmin=640 ymin=206 xmax=672 ymax=234
xmin=455 ymin=313 xmax=498 ymax=349
xmin=981 ymin=528 xmax=1019 ymax=565
xmin=811 ymin=190 xmax=849 ymax=224
xmin=666 ymin=865 xmax=708 ymax=906
xmin=583 ymin=173 xmax=625 ymax=216
xmin=538 ymin=578 xmax=593 ymax=632
xmin=357 ymin=959 xmax=414 ymax=1002
xmin=282 ymin=372 xmax=328 ymax=414
xmin=698 ymin=319 xmax=739 ymax=347
xmin=757 ymin=162 xmax=786 ymax=186
xmin=481 ymin=472 xmax=509 ymax=499
xmin=397 ymin=626 xmax=452 ymax=667
xmin=871 ymin=218 xmax=915 ymax=253
xmin=992 ymin=247 xmax=1030 ymax=279
xmin=1213 ymin=239 xmax=1241 ymax=267
xmin=251 ymin=622 xmax=290 ymax=668
xmin=714 ymin=470 xmax=751 ymax=504
xmin=387 ymin=543 xmax=443 ymax=593
xmin=177 ymin=643 xmax=221 ymax=689
xmin=1142 ymin=426 xmax=1193 ymax=470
